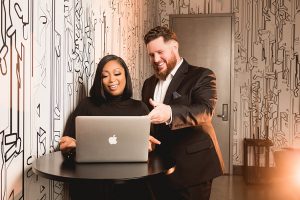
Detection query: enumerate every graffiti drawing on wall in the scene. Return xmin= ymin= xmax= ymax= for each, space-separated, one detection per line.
xmin=232 ymin=0 xmax=300 ymax=165
xmin=158 ymin=0 xmax=300 ymax=166
xmin=0 ymin=0 xmax=156 ymax=199
xmin=0 ymin=0 xmax=29 ymax=199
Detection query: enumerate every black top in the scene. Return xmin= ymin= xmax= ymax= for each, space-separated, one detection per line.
xmin=63 ymin=97 xmax=149 ymax=138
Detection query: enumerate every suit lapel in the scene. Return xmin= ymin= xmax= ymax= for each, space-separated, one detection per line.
xmin=145 ymin=76 xmax=159 ymax=108
xmin=149 ymin=77 xmax=158 ymax=99
xmin=163 ymin=60 xmax=189 ymax=104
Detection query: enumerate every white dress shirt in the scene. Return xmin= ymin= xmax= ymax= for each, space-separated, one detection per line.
xmin=153 ymin=58 xmax=183 ymax=103
xmin=153 ymin=58 xmax=183 ymax=124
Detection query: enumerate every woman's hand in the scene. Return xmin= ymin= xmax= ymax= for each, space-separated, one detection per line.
xmin=59 ymin=136 xmax=76 ymax=152
xmin=148 ymin=136 xmax=161 ymax=152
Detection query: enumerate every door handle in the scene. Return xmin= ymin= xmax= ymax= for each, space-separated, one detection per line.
xmin=216 ymin=104 xmax=228 ymax=121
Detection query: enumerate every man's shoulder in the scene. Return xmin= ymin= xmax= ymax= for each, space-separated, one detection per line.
xmin=145 ymin=74 xmax=157 ymax=80
xmin=143 ymin=74 xmax=157 ymax=84
xmin=186 ymin=64 xmax=214 ymax=76
xmin=187 ymin=63 xmax=211 ymax=72
xmin=181 ymin=59 xmax=213 ymax=74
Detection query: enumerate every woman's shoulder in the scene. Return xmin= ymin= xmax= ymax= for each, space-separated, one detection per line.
xmin=128 ymin=98 xmax=146 ymax=105
xmin=75 ymin=97 xmax=96 ymax=108
xmin=127 ymin=98 xmax=149 ymax=114
xmin=77 ymin=97 xmax=90 ymax=105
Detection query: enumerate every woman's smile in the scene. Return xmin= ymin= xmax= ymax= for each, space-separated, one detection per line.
xmin=102 ymin=60 xmax=126 ymax=96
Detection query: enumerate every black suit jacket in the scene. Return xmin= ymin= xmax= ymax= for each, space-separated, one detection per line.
xmin=142 ymin=59 xmax=224 ymax=188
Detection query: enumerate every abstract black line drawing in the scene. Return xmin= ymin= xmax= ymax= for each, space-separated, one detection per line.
xmin=1 ymin=1 xmax=156 ymax=199
xmin=159 ymin=0 xmax=300 ymax=167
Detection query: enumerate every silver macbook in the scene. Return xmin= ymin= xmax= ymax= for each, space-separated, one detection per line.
xmin=75 ymin=116 xmax=150 ymax=163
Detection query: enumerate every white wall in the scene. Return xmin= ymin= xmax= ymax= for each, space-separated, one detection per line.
xmin=0 ymin=0 xmax=157 ymax=199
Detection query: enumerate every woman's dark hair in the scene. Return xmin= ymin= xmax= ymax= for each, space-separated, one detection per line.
xmin=144 ymin=26 xmax=178 ymax=45
xmin=89 ymin=54 xmax=133 ymax=103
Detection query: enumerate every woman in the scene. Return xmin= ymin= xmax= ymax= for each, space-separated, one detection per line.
xmin=60 ymin=54 xmax=159 ymax=200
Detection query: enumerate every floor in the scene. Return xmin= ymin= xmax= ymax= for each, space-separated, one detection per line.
xmin=210 ymin=175 xmax=300 ymax=200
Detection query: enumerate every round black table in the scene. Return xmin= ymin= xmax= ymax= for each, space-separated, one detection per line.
xmin=32 ymin=151 xmax=175 ymax=183
xmin=32 ymin=151 xmax=175 ymax=199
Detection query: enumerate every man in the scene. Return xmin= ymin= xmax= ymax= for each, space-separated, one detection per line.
xmin=142 ymin=26 xmax=224 ymax=200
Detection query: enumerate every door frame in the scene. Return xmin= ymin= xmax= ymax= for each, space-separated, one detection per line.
xmin=169 ymin=13 xmax=234 ymax=174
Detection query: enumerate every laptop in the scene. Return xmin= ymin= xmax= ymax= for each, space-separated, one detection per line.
xmin=75 ymin=115 xmax=150 ymax=163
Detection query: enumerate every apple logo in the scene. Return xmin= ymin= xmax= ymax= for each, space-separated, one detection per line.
xmin=108 ymin=134 xmax=117 ymax=145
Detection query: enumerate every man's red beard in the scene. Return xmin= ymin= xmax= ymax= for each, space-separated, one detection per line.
xmin=153 ymin=53 xmax=177 ymax=80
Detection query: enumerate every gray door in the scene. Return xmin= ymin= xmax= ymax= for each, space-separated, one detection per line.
xmin=170 ymin=14 xmax=233 ymax=174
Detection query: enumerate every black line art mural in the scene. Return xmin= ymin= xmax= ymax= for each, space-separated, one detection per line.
xmin=159 ymin=0 xmax=300 ymax=167
xmin=0 ymin=0 xmax=29 ymax=199
xmin=232 ymin=0 xmax=300 ymax=165
xmin=0 ymin=0 xmax=157 ymax=199
xmin=158 ymin=0 xmax=231 ymax=27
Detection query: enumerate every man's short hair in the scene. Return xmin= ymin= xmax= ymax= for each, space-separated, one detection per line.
xmin=144 ymin=26 xmax=178 ymax=45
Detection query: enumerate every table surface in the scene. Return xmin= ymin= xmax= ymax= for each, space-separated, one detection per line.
xmin=32 ymin=151 xmax=175 ymax=183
